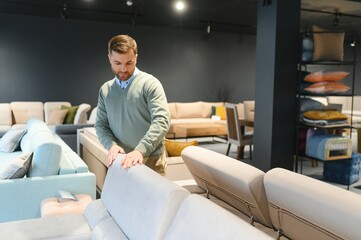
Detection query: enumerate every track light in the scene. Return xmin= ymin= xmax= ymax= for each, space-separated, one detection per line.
xmin=332 ymin=13 xmax=340 ymax=27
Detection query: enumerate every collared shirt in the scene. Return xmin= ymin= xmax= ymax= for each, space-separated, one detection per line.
xmin=115 ymin=68 xmax=140 ymax=89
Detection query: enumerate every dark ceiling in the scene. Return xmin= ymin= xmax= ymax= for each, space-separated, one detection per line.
xmin=1 ymin=0 xmax=361 ymax=36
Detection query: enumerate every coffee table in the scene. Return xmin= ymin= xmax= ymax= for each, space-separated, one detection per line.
xmin=173 ymin=123 xmax=227 ymax=139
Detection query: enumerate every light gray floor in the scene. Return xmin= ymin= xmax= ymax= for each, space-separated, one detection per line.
xmin=183 ymin=137 xmax=361 ymax=195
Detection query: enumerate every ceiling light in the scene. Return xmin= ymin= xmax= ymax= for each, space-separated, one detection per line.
xmin=175 ymin=1 xmax=185 ymax=11
xmin=206 ymin=24 xmax=211 ymax=34
xmin=126 ymin=0 xmax=133 ymax=6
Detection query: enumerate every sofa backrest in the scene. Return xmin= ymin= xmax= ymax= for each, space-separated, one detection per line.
xmin=21 ymin=119 xmax=62 ymax=177
xmin=100 ymin=155 xmax=189 ymax=240
xmin=264 ymin=168 xmax=361 ymax=240
xmin=181 ymin=146 xmax=272 ymax=227
xmin=169 ymin=101 xmax=224 ymax=119
xmin=10 ymin=101 xmax=44 ymax=124
xmin=0 ymin=103 xmax=12 ymax=126
xmin=164 ymin=194 xmax=274 ymax=240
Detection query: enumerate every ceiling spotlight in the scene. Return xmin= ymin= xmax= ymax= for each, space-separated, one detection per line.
xmin=332 ymin=13 xmax=340 ymax=27
xmin=126 ymin=0 xmax=133 ymax=6
xmin=175 ymin=1 xmax=185 ymax=11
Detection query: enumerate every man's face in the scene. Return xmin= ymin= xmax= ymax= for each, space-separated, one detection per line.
xmin=108 ymin=50 xmax=137 ymax=81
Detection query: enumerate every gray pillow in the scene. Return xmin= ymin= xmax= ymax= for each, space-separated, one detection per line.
xmin=0 ymin=152 xmax=33 ymax=179
xmin=0 ymin=128 xmax=27 ymax=153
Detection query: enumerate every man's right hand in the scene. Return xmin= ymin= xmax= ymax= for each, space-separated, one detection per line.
xmin=108 ymin=144 xmax=125 ymax=167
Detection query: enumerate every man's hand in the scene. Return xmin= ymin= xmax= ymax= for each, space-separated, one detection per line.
xmin=107 ymin=145 xmax=125 ymax=167
xmin=121 ymin=150 xmax=144 ymax=169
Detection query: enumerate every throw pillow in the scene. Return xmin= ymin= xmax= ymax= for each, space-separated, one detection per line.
xmin=0 ymin=152 xmax=33 ymax=179
xmin=215 ymin=106 xmax=227 ymax=120
xmin=61 ymin=105 xmax=79 ymax=124
xmin=0 ymin=128 xmax=27 ymax=153
xmin=48 ymin=109 xmax=68 ymax=125
xmin=304 ymin=71 xmax=349 ymax=83
xmin=303 ymin=110 xmax=347 ymax=121
xmin=164 ymin=139 xmax=198 ymax=157
xmin=312 ymin=25 xmax=345 ymax=61
xmin=211 ymin=106 xmax=216 ymax=117
xmin=304 ymin=82 xmax=350 ymax=94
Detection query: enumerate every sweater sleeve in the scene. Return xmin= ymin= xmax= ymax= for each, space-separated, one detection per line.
xmin=134 ymin=80 xmax=170 ymax=156
xmin=94 ymin=85 xmax=118 ymax=150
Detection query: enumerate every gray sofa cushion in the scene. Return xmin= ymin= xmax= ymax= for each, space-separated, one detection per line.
xmin=0 ymin=214 xmax=91 ymax=240
xmin=101 ymin=155 xmax=190 ymax=240
xmin=92 ymin=217 xmax=128 ymax=240
xmin=164 ymin=194 xmax=273 ymax=240
xmin=84 ymin=200 xmax=110 ymax=229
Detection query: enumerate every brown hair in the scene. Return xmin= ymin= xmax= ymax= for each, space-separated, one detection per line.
xmin=108 ymin=35 xmax=138 ymax=55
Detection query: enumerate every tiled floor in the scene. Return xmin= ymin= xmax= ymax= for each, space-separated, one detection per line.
xmin=185 ymin=137 xmax=361 ymax=195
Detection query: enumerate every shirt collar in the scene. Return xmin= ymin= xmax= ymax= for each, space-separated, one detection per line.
xmin=115 ymin=68 xmax=139 ymax=89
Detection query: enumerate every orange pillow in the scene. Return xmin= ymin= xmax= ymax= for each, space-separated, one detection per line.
xmin=215 ymin=106 xmax=227 ymax=120
xmin=164 ymin=139 xmax=198 ymax=157
xmin=304 ymin=82 xmax=350 ymax=94
xmin=304 ymin=71 xmax=349 ymax=83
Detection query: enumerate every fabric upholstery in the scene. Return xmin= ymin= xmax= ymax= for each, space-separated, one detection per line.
xmin=164 ymin=194 xmax=273 ymax=240
xmin=44 ymin=102 xmax=71 ymax=124
xmin=47 ymin=109 xmax=68 ymax=125
xmin=61 ymin=105 xmax=79 ymax=124
xmin=312 ymin=25 xmax=345 ymax=61
xmin=10 ymin=102 xmax=44 ymax=124
xmin=175 ymin=101 xmax=206 ymax=118
xmin=0 ymin=152 xmax=32 ymax=179
xmin=182 ymin=146 xmax=272 ymax=227
xmin=0 ymin=103 xmax=12 ymax=126
xmin=264 ymin=168 xmax=361 ymax=240
xmin=304 ymin=71 xmax=349 ymax=83
xmin=0 ymin=128 xmax=26 ymax=153
xmin=41 ymin=194 xmax=93 ymax=217
xmin=164 ymin=139 xmax=198 ymax=157
xmin=74 ymin=103 xmax=91 ymax=124
xmin=101 ymin=155 xmax=189 ymax=240
xmin=0 ymin=214 xmax=91 ymax=240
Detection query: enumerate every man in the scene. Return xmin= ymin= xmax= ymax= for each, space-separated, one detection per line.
xmin=95 ymin=34 xmax=170 ymax=175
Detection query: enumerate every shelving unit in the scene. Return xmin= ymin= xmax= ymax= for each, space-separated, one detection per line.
xmin=294 ymin=31 xmax=357 ymax=189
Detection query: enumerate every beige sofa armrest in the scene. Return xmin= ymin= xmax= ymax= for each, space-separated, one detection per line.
xmin=74 ymin=103 xmax=91 ymax=124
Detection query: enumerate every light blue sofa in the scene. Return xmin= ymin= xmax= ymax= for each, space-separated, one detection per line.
xmin=0 ymin=119 xmax=96 ymax=223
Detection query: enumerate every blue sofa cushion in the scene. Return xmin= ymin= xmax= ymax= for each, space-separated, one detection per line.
xmin=0 ymin=128 xmax=26 ymax=153
xmin=0 ymin=152 xmax=32 ymax=179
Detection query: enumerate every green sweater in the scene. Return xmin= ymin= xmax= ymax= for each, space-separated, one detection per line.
xmin=95 ymin=71 xmax=170 ymax=157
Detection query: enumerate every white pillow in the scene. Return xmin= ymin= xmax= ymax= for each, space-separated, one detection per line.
xmin=0 ymin=152 xmax=33 ymax=179
xmin=0 ymin=128 xmax=26 ymax=153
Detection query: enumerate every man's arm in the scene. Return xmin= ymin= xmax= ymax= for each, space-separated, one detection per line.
xmin=134 ymin=79 xmax=170 ymax=157
xmin=94 ymin=88 xmax=125 ymax=166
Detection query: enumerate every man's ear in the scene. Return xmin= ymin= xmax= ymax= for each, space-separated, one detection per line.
xmin=108 ymin=53 xmax=112 ymax=63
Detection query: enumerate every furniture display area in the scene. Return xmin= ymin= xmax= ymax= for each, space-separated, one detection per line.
xmin=167 ymin=101 xmax=246 ymax=139
xmin=181 ymin=146 xmax=361 ymax=240
xmin=77 ymin=127 xmax=194 ymax=192
xmin=296 ymin=27 xmax=359 ymax=186
xmin=0 ymin=101 xmax=93 ymax=151
xmin=0 ymin=156 xmax=274 ymax=240
xmin=0 ymin=119 xmax=96 ymax=223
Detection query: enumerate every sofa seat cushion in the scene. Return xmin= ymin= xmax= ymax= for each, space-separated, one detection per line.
xmin=0 ymin=214 xmax=91 ymax=240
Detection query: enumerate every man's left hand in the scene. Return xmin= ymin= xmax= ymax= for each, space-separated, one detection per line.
xmin=121 ymin=150 xmax=144 ymax=169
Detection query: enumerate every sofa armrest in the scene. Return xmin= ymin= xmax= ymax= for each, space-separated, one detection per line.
xmin=54 ymin=124 xmax=94 ymax=135
xmin=0 ymin=172 xmax=96 ymax=223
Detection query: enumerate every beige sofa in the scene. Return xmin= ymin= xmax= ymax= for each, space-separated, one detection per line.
xmin=181 ymin=146 xmax=361 ymax=240
xmin=167 ymin=101 xmax=246 ymax=138
xmin=0 ymin=101 xmax=91 ymax=137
